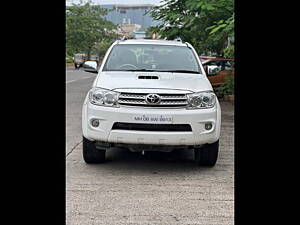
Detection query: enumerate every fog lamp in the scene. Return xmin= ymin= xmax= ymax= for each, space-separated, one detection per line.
xmin=91 ymin=119 xmax=99 ymax=127
xmin=205 ymin=123 xmax=212 ymax=130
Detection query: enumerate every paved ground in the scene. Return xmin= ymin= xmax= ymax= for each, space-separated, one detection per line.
xmin=66 ymin=68 xmax=234 ymax=225
xmin=66 ymin=68 xmax=97 ymax=154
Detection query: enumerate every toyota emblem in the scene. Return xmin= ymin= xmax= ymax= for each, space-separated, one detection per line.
xmin=145 ymin=94 xmax=161 ymax=105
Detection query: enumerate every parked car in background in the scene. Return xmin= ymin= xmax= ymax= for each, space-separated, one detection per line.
xmin=199 ymin=56 xmax=216 ymax=62
xmin=89 ymin=55 xmax=99 ymax=67
xmin=89 ymin=55 xmax=99 ymax=62
xmin=74 ymin=53 xmax=87 ymax=69
xmin=202 ymin=58 xmax=234 ymax=88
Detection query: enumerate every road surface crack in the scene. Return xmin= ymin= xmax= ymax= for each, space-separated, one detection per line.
xmin=66 ymin=141 xmax=82 ymax=158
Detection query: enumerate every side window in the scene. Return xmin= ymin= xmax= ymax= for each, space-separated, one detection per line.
xmin=224 ymin=61 xmax=234 ymax=70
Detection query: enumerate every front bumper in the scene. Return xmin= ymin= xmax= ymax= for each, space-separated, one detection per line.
xmin=82 ymin=99 xmax=221 ymax=146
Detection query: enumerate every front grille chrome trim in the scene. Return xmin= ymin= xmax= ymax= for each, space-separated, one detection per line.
xmin=118 ymin=92 xmax=188 ymax=108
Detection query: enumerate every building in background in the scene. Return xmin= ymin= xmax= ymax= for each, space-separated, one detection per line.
xmin=115 ymin=24 xmax=142 ymax=38
xmin=119 ymin=24 xmax=141 ymax=33
xmin=134 ymin=31 xmax=146 ymax=39
xmin=101 ymin=4 xmax=160 ymax=31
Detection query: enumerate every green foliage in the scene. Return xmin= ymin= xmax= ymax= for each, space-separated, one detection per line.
xmin=66 ymin=0 xmax=118 ymax=57
xmin=148 ymin=0 xmax=234 ymax=55
xmin=206 ymin=14 xmax=234 ymax=56
xmin=66 ymin=55 xmax=73 ymax=63
xmin=224 ymin=44 xmax=234 ymax=58
xmin=218 ymin=75 xmax=234 ymax=95
xmin=146 ymin=26 xmax=160 ymax=37
xmin=93 ymin=39 xmax=113 ymax=60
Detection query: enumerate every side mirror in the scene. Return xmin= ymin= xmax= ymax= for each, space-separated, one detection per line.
xmin=82 ymin=61 xmax=98 ymax=73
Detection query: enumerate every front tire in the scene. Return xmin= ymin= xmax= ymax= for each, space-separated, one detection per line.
xmin=194 ymin=140 xmax=219 ymax=166
xmin=82 ymin=136 xmax=106 ymax=163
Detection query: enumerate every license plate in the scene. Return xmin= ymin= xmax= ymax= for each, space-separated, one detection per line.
xmin=133 ymin=115 xmax=173 ymax=124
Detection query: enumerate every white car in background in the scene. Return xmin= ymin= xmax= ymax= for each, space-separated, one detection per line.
xmin=82 ymin=39 xmax=221 ymax=166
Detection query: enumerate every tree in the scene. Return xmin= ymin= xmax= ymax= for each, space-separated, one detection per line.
xmin=146 ymin=26 xmax=161 ymax=38
xmin=66 ymin=0 xmax=118 ymax=58
xmin=206 ymin=13 xmax=234 ymax=57
xmin=93 ymin=39 xmax=113 ymax=61
xmin=148 ymin=0 xmax=234 ymax=56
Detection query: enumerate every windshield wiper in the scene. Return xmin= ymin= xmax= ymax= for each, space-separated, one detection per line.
xmin=160 ymin=70 xmax=201 ymax=74
xmin=108 ymin=69 xmax=201 ymax=74
xmin=105 ymin=69 xmax=158 ymax=72
xmin=124 ymin=69 xmax=159 ymax=72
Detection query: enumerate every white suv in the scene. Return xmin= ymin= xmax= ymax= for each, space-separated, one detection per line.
xmin=82 ymin=39 xmax=221 ymax=166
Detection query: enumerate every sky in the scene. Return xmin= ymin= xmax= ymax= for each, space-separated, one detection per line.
xmin=67 ymin=0 xmax=163 ymax=6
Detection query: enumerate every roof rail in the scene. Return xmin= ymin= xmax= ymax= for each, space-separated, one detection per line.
xmin=174 ymin=37 xmax=182 ymax=42
xmin=185 ymin=42 xmax=191 ymax=47
xmin=121 ymin=36 xmax=128 ymax=41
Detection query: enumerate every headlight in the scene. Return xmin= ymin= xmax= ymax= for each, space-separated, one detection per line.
xmin=88 ymin=88 xmax=119 ymax=107
xmin=186 ymin=91 xmax=216 ymax=109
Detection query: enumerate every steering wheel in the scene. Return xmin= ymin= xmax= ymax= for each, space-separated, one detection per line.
xmin=117 ymin=64 xmax=138 ymax=70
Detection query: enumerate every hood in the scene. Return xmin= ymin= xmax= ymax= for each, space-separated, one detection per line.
xmin=95 ymin=71 xmax=213 ymax=93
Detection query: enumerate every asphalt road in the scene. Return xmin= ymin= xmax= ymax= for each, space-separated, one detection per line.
xmin=66 ymin=68 xmax=234 ymax=225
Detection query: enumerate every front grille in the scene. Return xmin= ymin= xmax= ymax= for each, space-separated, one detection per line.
xmin=118 ymin=92 xmax=188 ymax=107
xmin=112 ymin=123 xmax=192 ymax=132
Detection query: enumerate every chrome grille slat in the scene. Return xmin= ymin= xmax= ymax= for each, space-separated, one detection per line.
xmin=118 ymin=99 xmax=146 ymax=104
xmin=119 ymin=95 xmax=145 ymax=99
xmin=161 ymin=97 xmax=187 ymax=100
xmin=118 ymin=92 xmax=188 ymax=107
xmin=160 ymin=101 xmax=188 ymax=104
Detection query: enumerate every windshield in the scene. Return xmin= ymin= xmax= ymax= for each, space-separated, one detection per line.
xmin=103 ymin=44 xmax=201 ymax=73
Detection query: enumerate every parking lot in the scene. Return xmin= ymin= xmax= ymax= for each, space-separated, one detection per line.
xmin=66 ymin=68 xmax=234 ymax=225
